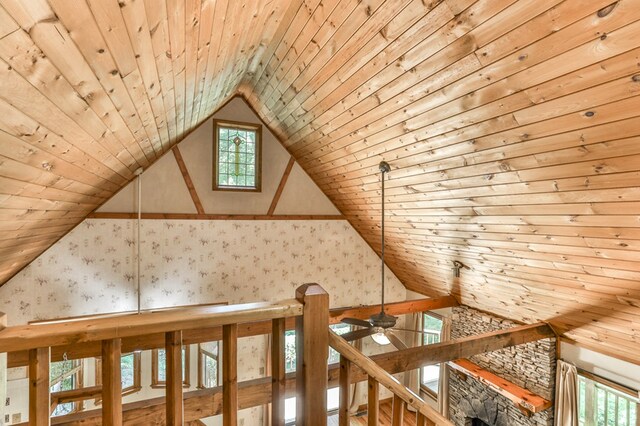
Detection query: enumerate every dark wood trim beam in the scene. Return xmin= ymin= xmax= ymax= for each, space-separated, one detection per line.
xmin=172 ymin=146 xmax=205 ymax=214
xmin=268 ymin=156 xmax=295 ymax=215
xmin=87 ymin=212 xmax=345 ymax=220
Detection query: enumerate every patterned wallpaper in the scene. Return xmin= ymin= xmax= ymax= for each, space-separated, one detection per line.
xmin=0 ymin=218 xmax=405 ymax=325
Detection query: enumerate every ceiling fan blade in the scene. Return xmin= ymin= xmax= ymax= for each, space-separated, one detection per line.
xmin=385 ymin=330 xmax=409 ymax=350
xmin=340 ymin=317 xmax=372 ymax=328
xmin=341 ymin=327 xmax=376 ymax=342
xmin=391 ymin=327 xmax=439 ymax=335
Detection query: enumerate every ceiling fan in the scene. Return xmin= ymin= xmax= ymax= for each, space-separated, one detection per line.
xmin=338 ymin=161 xmax=428 ymax=350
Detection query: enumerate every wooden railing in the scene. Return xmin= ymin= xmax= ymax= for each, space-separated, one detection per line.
xmin=0 ymin=284 xmax=329 ymax=426
xmin=329 ymin=330 xmax=454 ymax=426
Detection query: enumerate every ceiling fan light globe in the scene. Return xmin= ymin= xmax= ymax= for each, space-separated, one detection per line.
xmin=371 ymin=328 xmax=391 ymax=345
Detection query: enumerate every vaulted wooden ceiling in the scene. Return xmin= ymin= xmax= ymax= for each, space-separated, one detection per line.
xmin=1 ymin=0 xmax=639 ymax=363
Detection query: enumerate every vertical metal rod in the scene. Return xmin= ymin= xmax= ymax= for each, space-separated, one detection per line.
xmin=136 ymin=168 xmax=142 ymax=314
xmin=380 ymin=166 xmax=386 ymax=313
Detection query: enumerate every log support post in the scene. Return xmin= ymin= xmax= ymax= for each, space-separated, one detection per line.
xmin=0 ymin=313 xmax=6 ymax=425
xmin=28 ymin=346 xmax=50 ymax=425
xmin=295 ymin=283 xmax=329 ymax=426
xmin=101 ymin=339 xmax=122 ymax=425
xmin=271 ymin=318 xmax=286 ymax=426
xmin=223 ymin=323 xmax=238 ymax=426
xmin=166 ymin=331 xmax=183 ymax=425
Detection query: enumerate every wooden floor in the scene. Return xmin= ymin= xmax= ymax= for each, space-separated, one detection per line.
xmin=328 ymin=400 xmax=417 ymax=425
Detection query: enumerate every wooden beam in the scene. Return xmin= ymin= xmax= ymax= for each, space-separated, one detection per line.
xmin=51 ymin=386 xmax=102 ymax=406
xmin=295 ymin=284 xmax=329 ymax=426
xmin=101 ymin=339 xmax=122 ymax=426
xmin=165 ymin=331 xmax=183 ymax=425
xmin=391 ymin=395 xmax=404 ymax=426
xmin=271 ymin=318 xmax=286 ymax=426
xmin=87 ymin=212 xmax=345 ymax=220
xmin=8 ymin=296 xmax=458 ymax=367
xmin=368 ymin=376 xmax=379 ymax=426
xmin=328 ymin=330 xmax=451 ymax=426
xmin=339 ymin=356 xmax=351 ymax=426
xmin=172 ymin=146 xmax=205 ymax=214
xmin=448 ymin=359 xmax=552 ymax=414
xmin=360 ymin=323 xmax=556 ymax=379
xmin=268 ymin=156 xmax=296 ymax=215
xmin=223 ymin=324 xmax=238 ymax=426
xmin=28 ymin=347 xmax=49 ymax=426
xmin=23 ymin=320 xmax=553 ymax=425
xmin=0 ymin=299 xmax=303 ymax=353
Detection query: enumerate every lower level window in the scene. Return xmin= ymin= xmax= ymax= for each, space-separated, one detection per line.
xmin=420 ymin=312 xmax=443 ymax=397
xmin=50 ymin=359 xmax=83 ymax=416
xmin=152 ymin=346 xmax=190 ymax=387
xmin=578 ymin=373 xmax=638 ymax=426
xmin=285 ymin=387 xmax=340 ymax=424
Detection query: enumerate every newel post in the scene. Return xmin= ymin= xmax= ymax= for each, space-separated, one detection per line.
xmin=0 ymin=313 xmax=6 ymax=425
xmin=295 ymin=284 xmax=329 ymax=426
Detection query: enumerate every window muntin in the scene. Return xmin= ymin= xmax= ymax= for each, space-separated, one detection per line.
xmin=213 ymin=120 xmax=261 ymax=191
xmin=50 ymin=359 xmax=83 ymax=416
xmin=420 ymin=313 xmax=443 ymax=397
xmin=198 ymin=341 xmax=220 ymax=389
xmin=152 ymin=346 xmax=190 ymax=387
xmin=578 ymin=373 xmax=638 ymax=426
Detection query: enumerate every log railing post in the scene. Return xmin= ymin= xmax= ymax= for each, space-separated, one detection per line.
xmin=101 ymin=339 xmax=122 ymax=425
xmin=0 ymin=313 xmax=6 ymax=425
xmin=368 ymin=376 xmax=379 ymax=426
xmin=223 ymin=323 xmax=238 ymax=426
xmin=166 ymin=331 xmax=183 ymax=425
xmin=391 ymin=394 xmax=405 ymax=425
xmin=271 ymin=318 xmax=286 ymax=426
xmin=339 ymin=355 xmax=351 ymax=426
xmin=295 ymin=284 xmax=329 ymax=426
xmin=28 ymin=346 xmax=50 ymax=425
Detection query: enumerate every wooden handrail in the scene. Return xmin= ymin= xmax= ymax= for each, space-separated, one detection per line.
xmin=329 ymin=330 xmax=453 ymax=426
xmin=7 ymin=296 xmax=458 ymax=366
xmin=0 ymin=299 xmax=303 ymax=353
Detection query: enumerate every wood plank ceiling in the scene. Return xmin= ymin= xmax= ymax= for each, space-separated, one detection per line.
xmin=1 ymin=0 xmax=639 ymax=363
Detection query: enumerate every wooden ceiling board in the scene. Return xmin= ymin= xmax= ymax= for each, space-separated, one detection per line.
xmin=1 ymin=0 xmax=640 ymax=363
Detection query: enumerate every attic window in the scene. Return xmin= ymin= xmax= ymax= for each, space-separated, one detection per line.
xmin=213 ymin=120 xmax=262 ymax=191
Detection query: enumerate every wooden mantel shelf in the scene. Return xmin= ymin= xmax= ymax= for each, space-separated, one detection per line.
xmin=448 ymin=358 xmax=552 ymax=415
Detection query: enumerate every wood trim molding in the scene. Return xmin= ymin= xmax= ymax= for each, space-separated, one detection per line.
xmin=448 ymin=359 xmax=552 ymax=414
xmin=268 ymin=156 xmax=296 ymax=215
xmin=172 ymin=146 xmax=205 ymax=214
xmin=87 ymin=212 xmax=345 ymax=220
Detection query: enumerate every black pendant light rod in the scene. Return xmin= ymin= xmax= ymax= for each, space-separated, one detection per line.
xmin=379 ymin=161 xmax=390 ymax=314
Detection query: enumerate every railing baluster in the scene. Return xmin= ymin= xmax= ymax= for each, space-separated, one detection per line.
xmin=166 ymin=330 xmax=183 ymax=425
xmin=223 ymin=323 xmax=238 ymax=426
xmin=295 ymin=284 xmax=329 ymax=426
xmin=417 ymin=412 xmax=427 ymax=426
xmin=392 ymin=394 xmax=405 ymax=426
xmin=339 ymin=355 xmax=351 ymax=426
xmin=368 ymin=376 xmax=379 ymax=426
xmin=271 ymin=318 xmax=286 ymax=426
xmin=101 ymin=339 xmax=122 ymax=426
